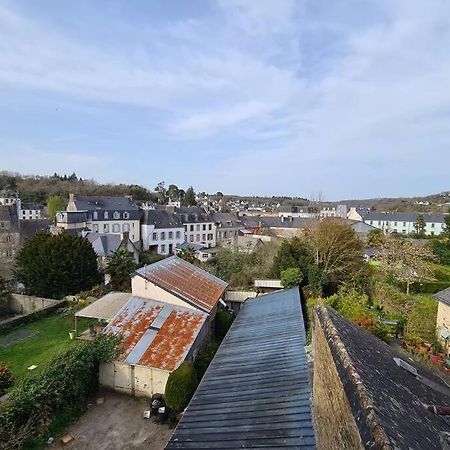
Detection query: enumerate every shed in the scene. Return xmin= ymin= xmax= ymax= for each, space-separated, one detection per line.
xmin=166 ymin=288 xmax=315 ymax=449
xmin=100 ymin=296 xmax=208 ymax=397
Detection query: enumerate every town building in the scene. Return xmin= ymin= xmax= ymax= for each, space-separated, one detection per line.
xmin=209 ymin=212 xmax=243 ymax=246
xmin=174 ymin=207 xmax=216 ymax=248
xmin=0 ymin=205 xmax=20 ymax=278
xmin=363 ymin=211 xmax=447 ymax=236
xmin=64 ymin=194 xmax=141 ymax=244
xmin=18 ymin=202 xmax=44 ymax=220
xmin=433 ymin=287 xmax=450 ymax=356
xmin=347 ymin=207 xmax=371 ymax=221
xmin=99 ymin=295 xmax=208 ymax=397
xmin=166 ymin=288 xmax=315 ymax=449
xmin=141 ymin=209 xmax=184 ymax=255
xmin=0 ymin=190 xmax=19 ymax=207
xmin=131 ymin=256 xmax=228 ymax=315
xmin=313 ymin=305 xmax=450 ymax=449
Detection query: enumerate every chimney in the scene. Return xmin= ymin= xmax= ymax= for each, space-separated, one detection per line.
xmin=69 ymin=193 xmax=75 ymax=204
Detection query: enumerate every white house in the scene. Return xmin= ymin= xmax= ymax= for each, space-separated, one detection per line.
xmin=141 ymin=209 xmax=184 ymax=255
xmin=174 ymin=207 xmax=216 ymax=248
xmin=66 ymin=194 xmax=141 ymax=244
xmin=18 ymin=202 xmax=43 ymax=220
xmin=362 ymin=212 xmax=447 ymax=236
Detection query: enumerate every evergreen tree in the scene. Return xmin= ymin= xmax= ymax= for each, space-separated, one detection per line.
xmin=181 ymin=186 xmax=197 ymax=207
xmin=15 ymin=232 xmax=102 ymax=298
xmin=413 ymin=214 xmax=426 ymax=237
xmin=106 ymin=249 xmax=136 ymax=291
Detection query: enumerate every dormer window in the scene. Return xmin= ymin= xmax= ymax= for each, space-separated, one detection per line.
xmin=113 ymin=211 xmax=120 ymax=219
xmin=93 ymin=211 xmax=98 ymax=220
xmin=104 ymin=211 xmax=109 ymax=219
xmin=123 ymin=212 xmax=130 ymax=219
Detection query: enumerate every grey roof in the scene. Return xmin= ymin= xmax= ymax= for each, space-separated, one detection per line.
xmin=142 ymin=209 xmax=183 ymax=228
xmin=0 ymin=205 xmax=15 ymax=222
xmin=58 ymin=211 xmax=88 ymax=223
xmin=73 ymin=195 xmax=139 ymax=211
xmin=241 ymin=215 xmax=308 ymax=229
xmin=316 ymin=306 xmax=450 ymax=449
xmin=20 ymin=203 xmax=44 ymax=210
xmin=166 ymin=288 xmax=315 ymax=449
xmin=174 ymin=207 xmax=213 ymax=223
xmin=19 ymin=219 xmax=52 ymax=242
xmin=434 ymin=286 xmax=450 ymax=306
xmin=210 ymin=212 xmax=243 ymax=228
xmin=175 ymin=242 xmax=205 ymax=252
xmin=83 ymin=232 xmax=123 ymax=257
xmin=364 ymin=211 xmax=447 ymax=224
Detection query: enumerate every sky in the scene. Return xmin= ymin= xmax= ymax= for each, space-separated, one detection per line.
xmin=0 ymin=0 xmax=449 ymax=200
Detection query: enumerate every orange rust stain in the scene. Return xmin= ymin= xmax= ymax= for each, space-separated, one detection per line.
xmin=143 ymin=261 xmax=226 ymax=312
xmin=138 ymin=310 xmax=205 ymax=371
xmin=114 ymin=305 xmax=162 ymax=362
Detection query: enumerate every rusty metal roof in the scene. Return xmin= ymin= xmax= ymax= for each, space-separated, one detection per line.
xmin=104 ymin=296 xmax=207 ymax=372
xmin=134 ymin=256 xmax=228 ymax=313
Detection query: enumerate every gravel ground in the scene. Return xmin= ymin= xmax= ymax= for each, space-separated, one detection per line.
xmin=52 ymin=391 xmax=174 ymax=450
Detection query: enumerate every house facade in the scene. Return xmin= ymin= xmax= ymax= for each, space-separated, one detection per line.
xmin=210 ymin=212 xmax=243 ymax=246
xmin=18 ymin=202 xmax=43 ymax=220
xmin=141 ymin=209 xmax=184 ymax=255
xmin=174 ymin=207 xmax=216 ymax=248
xmin=433 ymin=287 xmax=450 ymax=356
xmin=363 ymin=212 xmax=446 ymax=236
xmin=66 ymin=194 xmax=141 ymax=243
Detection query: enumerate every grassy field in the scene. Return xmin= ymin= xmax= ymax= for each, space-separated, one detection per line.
xmin=0 ymin=313 xmax=93 ymax=384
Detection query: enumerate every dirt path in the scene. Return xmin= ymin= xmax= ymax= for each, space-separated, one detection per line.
xmin=53 ymin=392 xmax=174 ymax=450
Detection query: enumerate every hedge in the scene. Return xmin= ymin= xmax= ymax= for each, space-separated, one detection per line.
xmin=215 ymin=310 xmax=234 ymax=340
xmin=165 ymin=362 xmax=198 ymax=414
xmin=0 ymin=335 xmax=118 ymax=449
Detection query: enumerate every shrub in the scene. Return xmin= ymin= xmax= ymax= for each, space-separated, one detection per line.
xmin=165 ymin=362 xmax=198 ymax=414
xmin=0 ymin=336 xmax=118 ymax=449
xmin=193 ymin=340 xmax=219 ymax=380
xmin=280 ymin=268 xmax=303 ymax=288
xmin=215 ymin=310 xmax=234 ymax=340
xmin=0 ymin=364 xmax=14 ymax=396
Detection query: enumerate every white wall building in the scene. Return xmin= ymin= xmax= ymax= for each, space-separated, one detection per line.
xmin=141 ymin=209 xmax=184 ymax=255
xmin=174 ymin=207 xmax=216 ymax=248
xmin=18 ymin=202 xmax=43 ymax=220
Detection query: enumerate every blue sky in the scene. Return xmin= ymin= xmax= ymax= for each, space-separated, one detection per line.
xmin=0 ymin=0 xmax=449 ymax=200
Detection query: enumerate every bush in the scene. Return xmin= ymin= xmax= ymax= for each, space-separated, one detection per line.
xmin=0 ymin=336 xmax=118 ymax=449
xmin=0 ymin=364 xmax=14 ymax=396
xmin=193 ymin=340 xmax=219 ymax=380
xmin=215 ymin=310 xmax=234 ymax=340
xmin=165 ymin=362 xmax=198 ymax=414
xmin=280 ymin=268 xmax=303 ymax=288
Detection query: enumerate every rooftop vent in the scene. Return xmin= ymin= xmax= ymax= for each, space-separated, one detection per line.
xmin=393 ymin=357 xmax=418 ymax=377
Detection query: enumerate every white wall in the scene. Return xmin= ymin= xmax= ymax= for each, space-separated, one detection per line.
xmin=141 ymin=224 xmax=184 ymax=254
xmin=364 ymin=218 xmax=445 ymax=236
xmin=184 ymin=222 xmax=216 ymax=247
xmin=87 ymin=219 xmax=140 ymax=242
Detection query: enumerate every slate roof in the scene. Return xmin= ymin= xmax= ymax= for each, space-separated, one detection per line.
xmin=73 ymin=195 xmax=139 ymax=211
xmin=210 ymin=212 xmax=243 ymax=228
xmin=19 ymin=219 xmax=52 ymax=242
xmin=57 ymin=211 xmax=88 ymax=223
xmin=20 ymin=203 xmax=44 ymax=210
xmin=434 ymin=286 xmax=450 ymax=307
xmin=134 ymin=256 xmax=228 ymax=313
xmin=174 ymin=207 xmax=213 ymax=224
xmin=364 ymin=211 xmax=447 ymax=224
xmin=166 ymin=288 xmax=315 ymax=449
xmin=142 ymin=209 xmax=183 ymax=229
xmin=240 ymin=215 xmax=308 ymax=229
xmin=104 ymin=296 xmax=207 ymax=371
xmin=315 ymin=305 xmax=450 ymax=450
xmin=83 ymin=232 xmax=122 ymax=257
xmin=0 ymin=205 xmax=14 ymax=222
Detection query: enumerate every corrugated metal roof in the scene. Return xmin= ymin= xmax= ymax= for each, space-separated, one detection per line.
xmin=166 ymin=288 xmax=315 ymax=449
xmin=135 ymin=256 xmax=228 ymax=313
xmin=75 ymin=292 xmax=132 ymax=319
xmin=224 ymin=291 xmax=258 ymax=302
xmin=254 ymin=279 xmax=283 ymax=288
xmin=104 ymin=296 xmax=207 ymax=372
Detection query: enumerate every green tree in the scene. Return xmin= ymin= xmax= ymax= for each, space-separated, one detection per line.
xmin=106 ymin=249 xmax=137 ymax=291
xmin=155 ymin=181 xmax=167 ymax=204
xmin=367 ymin=229 xmax=384 ymax=247
xmin=428 ymin=239 xmax=450 ymax=265
xmin=272 ymin=237 xmax=314 ymax=279
xmin=165 ymin=362 xmax=198 ymax=414
xmin=167 ymin=184 xmax=180 ymax=200
xmin=280 ymin=268 xmax=303 ymax=288
xmin=181 ymin=186 xmax=197 ymax=207
xmin=413 ymin=214 xmax=426 ymax=237
xmin=443 ymin=215 xmax=450 ymax=238
xmin=177 ymin=246 xmax=197 ymax=264
xmin=47 ymin=195 xmax=64 ymax=218
xmin=15 ymin=232 xmax=102 ymax=298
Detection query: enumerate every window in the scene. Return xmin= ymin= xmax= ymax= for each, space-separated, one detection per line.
xmin=161 ymin=244 xmax=166 ymax=253
xmin=122 ymin=223 xmax=130 ymax=232
xmin=113 ymin=211 xmax=120 ymax=219
xmin=394 ymin=222 xmax=397 ymax=226
xmin=103 ymin=224 xmax=109 ymax=232
xmin=208 ymin=233 xmax=213 ymax=240
xmin=161 ymin=232 xmax=166 ymax=240
xmin=202 ymin=224 xmax=206 ymax=231
xmin=93 ymin=224 xmax=99 ymax=232
xmin=431 ymin=223 xmax=435 ymax=228
xmin=196 ymin=224 xmax=200 ymax=231
xmin=190 ymin=225 xmax=194 ymax=232
xmin=190 ymin=235 xmax=194 ymax=242
xmin=196 ymin=234 xmax=200 ymax=241
xmin=152 ymin=232 xmax=158 ymax=240
xmin=184 ymin=225 xmax=188 ymax=232
xmin=123 ymin=212 xmax=130 ymax=219
xmin=402 ymin=230 xmax=406 ymax=234
xmin=168 ymin=231 xmax=173 ymax=239
xmin=202 ymin=233 xmax=206 ymax=241
xmin=104 ymin=211 xmax=109 ymax=219
xmin=370 ymin=221 xmax=373 ymax=225
xmin=176 ymin=231 xmax=181 ymax=239
xmin=403 ymin=221 xmax=406 ymax=226
xmin=208 ymin=224 xmax=212 ymax=230
xmin=112 ymin=223 xmax=120 ymax=232
xmin=224 ymin=231 xmax=228 ymax=238
xmin=378 ymin=221 xmax=381 ymax=226
xmin=431 ymin=231 xmax=435 ymax=236
xmin=93 ymin=211 xmax=98 ymax=220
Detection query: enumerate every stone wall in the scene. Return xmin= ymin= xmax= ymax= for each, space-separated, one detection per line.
xmin=313 ymin=311 xmax=364 ymax=450
xmin=8 ymin=293 xmax=61 ymax=315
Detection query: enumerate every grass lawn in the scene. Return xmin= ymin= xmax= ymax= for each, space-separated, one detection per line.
xmin=0 ymin=313 xmax=93 ymax=384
